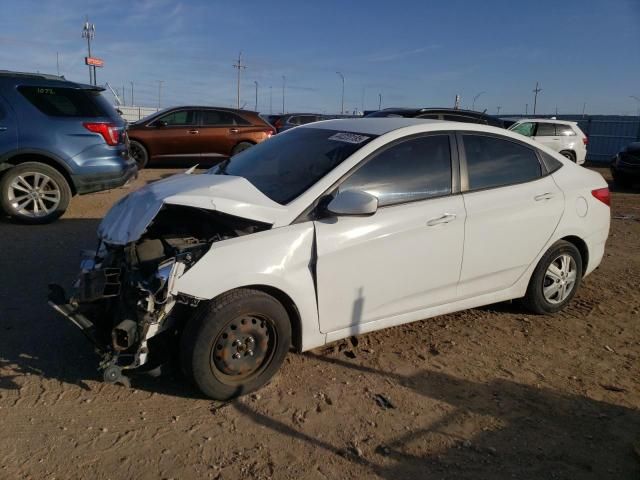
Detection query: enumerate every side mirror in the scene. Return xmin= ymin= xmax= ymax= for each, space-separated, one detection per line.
xmin=327 ymin=190 xmax=378 ymax=216
xmin=152 ymin=120 xmax=168 ymax=128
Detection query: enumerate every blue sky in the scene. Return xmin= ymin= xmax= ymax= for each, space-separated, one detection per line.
xmin=1 ymin=0 xmax=639 ymax=115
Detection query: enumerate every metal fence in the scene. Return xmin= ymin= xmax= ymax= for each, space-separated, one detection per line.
xmin=503 ymin=114 xmax=640 ymax=163
xmin=117 ymin=105 xmax=159 ymax=123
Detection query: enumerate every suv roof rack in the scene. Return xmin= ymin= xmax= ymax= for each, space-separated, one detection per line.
xmin=0 ymin=70 xmax=66 ymax=81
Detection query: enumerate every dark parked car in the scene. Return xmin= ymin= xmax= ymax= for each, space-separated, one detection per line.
xmin=0 ymin=71 xmax=136 ymax=224
xmin=266 ymin=113 xmax=327 ymax=133
xmin=365 ymin=107 xmax=505 ymax=128
xmin=610 ymin=142 xmax=640 ymax=188
xmin=127 ymin=107 xmax=275 ymax=169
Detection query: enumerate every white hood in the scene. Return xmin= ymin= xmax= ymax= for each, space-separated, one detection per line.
xmin=98 ymin=173 xmax=287 ymax=245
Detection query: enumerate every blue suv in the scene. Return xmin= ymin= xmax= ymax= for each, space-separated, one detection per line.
xmin=0 ymin=71 xmax=137 ymax=224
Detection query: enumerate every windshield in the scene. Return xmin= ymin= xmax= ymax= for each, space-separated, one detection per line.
xmin=209 ymin=127 xmax=377 ymax=204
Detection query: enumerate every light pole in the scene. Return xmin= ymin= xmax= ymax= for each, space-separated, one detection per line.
xmin=158 ymin=80 xmax=163 ymax=109
xmin=81 ymin=17 xmax=96 ymax=85
xmin=269 ymin=86 xmax=273 ymax=114
xmin=496 ymin=106 xmax=501 ymax=115
xmin=254 ymin=81 xmax=258 ymax=111
xmin=336 ymin=71 xmax=345 ymax=115
xmin=232 ymin=52 xmax=247 ymax=110
xmin=631 ymin=96 xmax=640 ymax=116
xmin=472 ymin=91 xmax=486 ymax=111
xmin=378 ymin=93 xmax=382 ymax=110
xmin=533 ymin=81 xmax=542 ymax=115
xmin=282 ymin=76 xmax=286 ymax=114
xmin=130 ymin=81 xmax=134 ymax=107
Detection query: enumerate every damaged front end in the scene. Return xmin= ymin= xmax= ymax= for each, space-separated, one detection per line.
xmin=49 ymin=203 xmax=270 ymax=385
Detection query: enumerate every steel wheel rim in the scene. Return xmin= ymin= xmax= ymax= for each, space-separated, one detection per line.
xmin=210 ymin=314 xmax=276 ymax=384
xmin=543 ymin=253 xmax=577 ymax=304
xmin=7 ymin=172 xmax=61 ymax=217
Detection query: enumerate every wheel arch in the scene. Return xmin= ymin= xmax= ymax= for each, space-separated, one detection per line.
xmin=560 ymin=235 xmax=589 ymax=276
xmin=0 ymin=152 xmax=76 ymax=194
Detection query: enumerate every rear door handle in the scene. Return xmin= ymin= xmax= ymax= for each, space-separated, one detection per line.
xmin=188 ymin=129 xmax=199 ymax=134
xmin=0 ymin=127 xmax=7 ymax=132
xmin=427 ymin=213 xmax=456 ymax=226
xmin=229 ymin=128 xmax=239 ymax=133
xmin=534 ymin=192 xmax=555 ymax=201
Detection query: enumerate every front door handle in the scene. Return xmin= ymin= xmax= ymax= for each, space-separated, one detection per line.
xmin=534 ymin=192 xmax=555 ymax=201
xmin=0 ymin=127 xmax=7 ymax=132
xmin=188 ymin=129 xmax=199 ymax=134
xmin=229 ymin=128 xmax=239 ymax=133
xmin=427 ymin=213 xmax=456 ymax=226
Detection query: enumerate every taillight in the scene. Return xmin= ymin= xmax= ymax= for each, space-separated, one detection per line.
xmin=582 ymin=136 xmax=588 ymax=146
xmin=591 ymin=187 xmax=610 ymax=206
xmin=83 ymin=122 xmax=121 ymax=146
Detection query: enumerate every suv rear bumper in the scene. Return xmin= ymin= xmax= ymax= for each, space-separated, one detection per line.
xmin=72 ymin=159 xmax=138 ymax=195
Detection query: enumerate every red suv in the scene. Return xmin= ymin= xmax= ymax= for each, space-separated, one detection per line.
xmin=127 ymin=106 xmax=275 ymax=168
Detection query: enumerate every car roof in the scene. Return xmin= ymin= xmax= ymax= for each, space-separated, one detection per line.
xmin=370 ymin=107 xmax=497 ymax=117
xmin=0 ymin=70 xmax=101 ymax=90
xmin=514 ymin=118 xmax=577 ymax=125
xmin=302 ymin=117 xmax=446 ymax=135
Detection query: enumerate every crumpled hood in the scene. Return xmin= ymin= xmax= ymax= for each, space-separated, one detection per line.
xmin=98 ymin=173 xmax=287 ymax=245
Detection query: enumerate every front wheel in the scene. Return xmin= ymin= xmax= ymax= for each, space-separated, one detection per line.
xmin=522 ymin=240 xmax=583 ymax=314
xmin=180 ymin=289 xmax=291 ymax=400
xmin=0 ymin=162 xmax=71 ymax=224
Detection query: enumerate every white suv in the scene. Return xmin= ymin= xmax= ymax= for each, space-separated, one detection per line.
xmin=509 ymin=119 xmax=588 ymax=165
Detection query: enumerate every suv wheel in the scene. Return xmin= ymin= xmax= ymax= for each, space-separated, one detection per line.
xmin=181 ymin=288 xmax=291 ymax=400
xmin=129 ymin=140 xmax=149 ymax=169
xmin=560 ymin=150 xmax=576 ymax=162
xmin=0 ymin=162 xmax=71 ymax=224
xmin=522 ymin=240 xmax=582 ymax=314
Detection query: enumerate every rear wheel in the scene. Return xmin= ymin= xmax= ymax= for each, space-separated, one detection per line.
xmin=0 ymin=162 xmax=71 ymax=224
xmin=181 ymin=289 xmax=291 ymax=400
xmin=612 ymin=172 xmax=632 ymax=188
xmin=129 ymin=140 xmax=149 ymax=169
xmin=560 ymin=150 xmax=576 ymax=162
xmin=231 ymin=142 xmax=253 ymax=156
xmin=522 ymin=240 xmax=582 ymax=314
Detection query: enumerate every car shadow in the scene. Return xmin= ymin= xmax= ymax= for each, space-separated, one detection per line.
xmin=230 ymin=352 xmax=639 ymax=479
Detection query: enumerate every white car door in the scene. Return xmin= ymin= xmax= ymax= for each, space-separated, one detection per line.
xmin=314 ymin=134 xmax=466 ymax=334
xmin=457 ymin=133 xmax=564 ymax=298
xmin=532 ymin=122 xmax=562 ymax=153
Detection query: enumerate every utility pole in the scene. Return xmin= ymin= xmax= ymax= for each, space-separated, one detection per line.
xmin=582 ymin=102 xmax=586 ymax=118
xmin=122 ymin=85 xmax=125 ymax=106
xmin=378 ymin=93 xmax=382 ymax=110
xmin=532 ymin=81 xmax=542 ymax=115
xmin=454 ymin=94 xmax=461 ymax=109
xmin=56 ymin=52 xmax=60 ymax=76
xmin=157 ymin=80 xmax=163 ymax=109
xmin=472 ymin=91 xmax=486 ymax=111
xmin=336 ymin=71 xmax=345 ymax=115
xmin=130 ymin=82 xmax=134 ymax=107
xmin=525 ymin=103 xmax=528 ymax=115
xmin=82 ymin=17 xmax=96 ymax=85
xmin=360 ymin=86 xmax=366 ymax=113
xmin=630 ymin=96 xmax=640 ymax=117
xmin=497 ymin=106 xmax=501 ymax=115
xmin=232 ymin=52 xmax=247 ymax=110
xmin=254 ymin=81 xmax=258 ymax=111
xmin=269 ymin=86 xmax=273 ymax=114
xmin=282 ymin=76 xmax=286 ymax=114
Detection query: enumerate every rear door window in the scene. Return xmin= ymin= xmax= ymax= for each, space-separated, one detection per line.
xmin=338 ymin=135 xmax=452 ymax=206
xmin=200 ymin=110 xmax=250 ymax=126
xmin=18 ymin=86 xmax=112 ymax=117
xmin=535 ymin=123 xmax=556 ymax=136
xmin=463 ymin=134 xmax=542 ymax=190
xmin=556 ymin=124 xmax=576 ymax=136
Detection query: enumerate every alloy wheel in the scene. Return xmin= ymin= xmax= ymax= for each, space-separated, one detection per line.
xmin=543 ymin=253 xmax=577 ymax=304
xmin=7 ymin=172 xmax=61 ymax=218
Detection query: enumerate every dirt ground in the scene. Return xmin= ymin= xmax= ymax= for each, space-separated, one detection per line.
xmin=0 ymin=166 xmax=638 ymax=480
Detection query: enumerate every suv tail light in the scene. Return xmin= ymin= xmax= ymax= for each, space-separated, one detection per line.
xmin=591 ymin=187 xmax=610 ymax=206
xmin=583 ymin=135 xmax=588 ymax=146
xmin=83 ymin=122 xmax=122 ymax=146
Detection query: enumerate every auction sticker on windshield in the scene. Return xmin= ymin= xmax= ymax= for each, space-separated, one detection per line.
xmin=328 ymin=132 xmax=370 ymax=144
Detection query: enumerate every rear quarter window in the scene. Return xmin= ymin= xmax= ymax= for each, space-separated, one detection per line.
xmin=18 ymin=86 xmax=112 ymax=118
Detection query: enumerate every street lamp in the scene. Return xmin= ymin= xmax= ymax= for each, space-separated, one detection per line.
xmin=472 ymin=91 xmax=486 ymax=111
xmin=336 ymin=71 xmax=345 ymax=115
xmin=631 ymin=96 xmax=640 ymax=116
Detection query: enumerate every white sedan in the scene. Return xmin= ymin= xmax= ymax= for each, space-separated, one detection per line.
xmin=50 ymin=118 xmax=610 ymax=400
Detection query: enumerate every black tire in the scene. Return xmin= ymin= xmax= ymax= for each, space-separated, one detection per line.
xmin=180 ymin=288 xmax=291 ymax=400
xmin=612 ymin=172 xmax=632 ymax=188
xmin=231 ymin=142 xmax=254 ymax=156
xmin=0 ymin=162 xmax=71 ymax=224
xmin=129 ymin=140 xmax=149 ymax=169
xmin=560 ymin=150 xmax=576 ymax=162
xmin=522 ymin=240 xmax=583 ymax=315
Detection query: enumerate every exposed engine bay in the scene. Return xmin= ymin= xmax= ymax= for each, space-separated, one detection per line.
xmin=49 ymin=204 xmax=270 ymax=385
